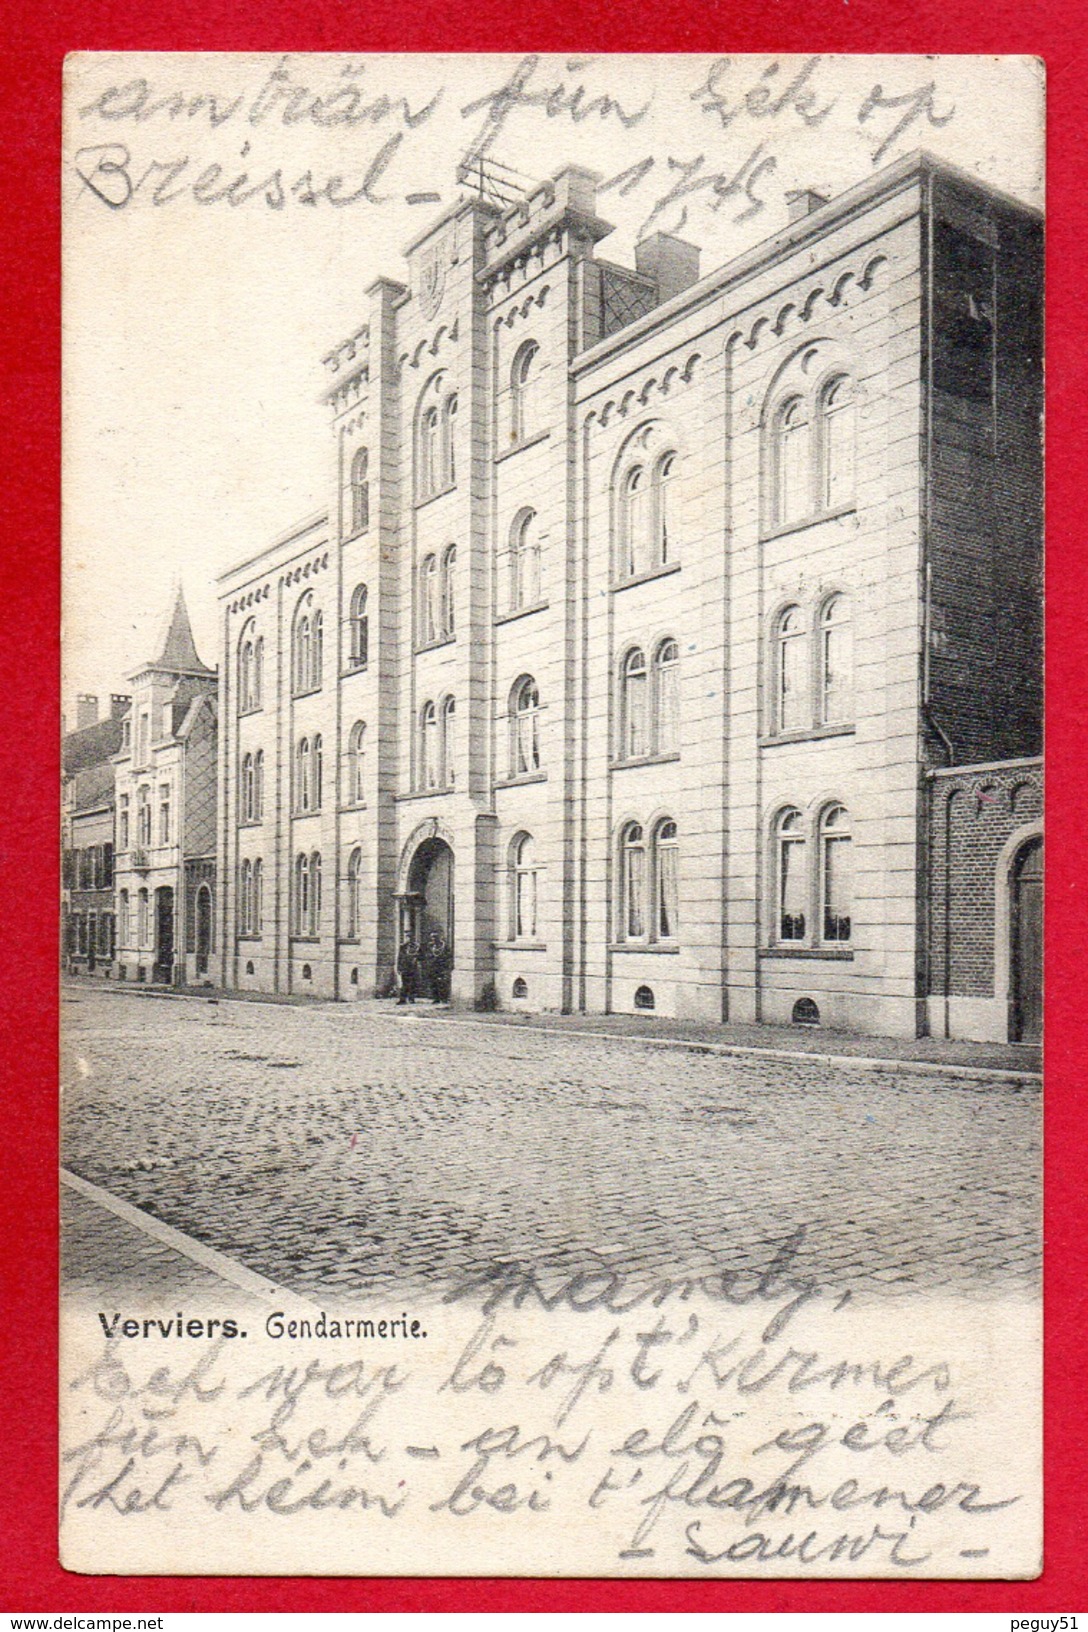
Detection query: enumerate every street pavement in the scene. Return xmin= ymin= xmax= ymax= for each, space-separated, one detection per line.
xmin=60 ymin=986 xmax=1040 ymax=1305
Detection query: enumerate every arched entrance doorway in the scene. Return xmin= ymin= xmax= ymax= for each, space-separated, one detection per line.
xmin=400 ymin=837 xmax=454 ymax=999
xmin=1010 ymin=837 xmax=1043 ymax=1043
xmin=195 ymin=884 xmax=212 ymax=976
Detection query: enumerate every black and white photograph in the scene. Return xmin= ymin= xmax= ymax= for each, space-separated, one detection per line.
xmin=59 ymin=52 xmax=1043 ymax=1577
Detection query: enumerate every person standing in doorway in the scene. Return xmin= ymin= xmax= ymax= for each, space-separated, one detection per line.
xmin=396 ymin=938 xmax=419 ymax=1004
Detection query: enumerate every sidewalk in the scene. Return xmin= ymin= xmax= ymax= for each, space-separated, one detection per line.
xmin=63 ymin=974 xmax=1041 ymax=1079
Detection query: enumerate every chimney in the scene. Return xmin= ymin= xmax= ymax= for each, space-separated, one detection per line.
xmin=76 ymin=694 xmax=99 ymax=730
xmin=110 ymin=694 xmax=131 ymax=719
xmin=635 ymin=233 xmax=701 ymax=306
xmin=786 ymin=188 xmax=830 ymax=224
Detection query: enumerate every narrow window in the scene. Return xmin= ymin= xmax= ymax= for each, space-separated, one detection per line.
xmin=348 ymin=721 xmax=367 ymax=806
xmin=512 ymin=833 xmax=539 ymax=941
xmin=654 ymin=452 xmax=677 ymax=566
xmin=777 ymin=809 xmax=806 ymax=943
xmin=623 ymin=466 xmax=649 ymax=578
xmin=253 ymin=637 xmax=263 ymax=706
xmin=511 ymin=341 xmax=539 ymax=444
xmin=254 ymin=751 xmax=264 ymax=821
xmin=138 ymin=786 xmax=151 ymax=847
xmin=241 ymin=753 xmax=254 ymax=823
xmin=346 ymin=847 xmax=362 ymax=939
xmin=444 ymin=395 xmax=458 ymax=486
xmin=138 ymin=712 xmax=149 ymax=765
xmin=819 ymin=594 xmax=853 ymax=725
xmin=622 ymin=648 xmax=648 ymax=759
xmin=313 ymin=734 xmax=323 ymax=810
xmin=820 ymin=805 xmax=853 ymax=943
xmin=654 ymin=639 xmax=680 ymax=753
xmin=310 ymin=851 xmax=322 ymax=936
xmin=775 ymin=397 xmax=809 ymax=526
xmin=296 ymin=738 xmax=311 ymax=813
xmin=350 ymin=447 xmax=370 ymax=535
xmin=311 ymin=610 xmax=323 ymax=689
xmin=421 ymin=555 xmax=439 ymax=644
xmin=294 ymin=612 xmax=311 ymax=694
xmin=510 ymin=511 xmax=540 ymax=611
xmin=622 ymin=823 xmax=646 ymax=940
xmin=119 ymin=890 xmax=129 ymax=946
xmin=820 ymin=376 xmax=856 ymax=509
xmin=294 ymin=853 xmax=309 ymax=935
xmin=654 ymin=819 xmax=679 ymax=940
xmin=137 ymin=888 xmax=149 ymax=947
xmin=513 ymin=679 xmax=541 ymax=776
xmin=239 ymin=639 xmax=254 ymax=711
xmin=422 ymin=702 xmax=439 ymax=789
xmin=349 ymin=584 xmax=368 ymax=668
xmin=442 ymin=546 xmax=456 ymax=637
xmin=252 ymin=858 xmax=262 ymax=934
xmin=119 ymin=795 xmax=129 ymax=851
xmin=240 ymin=859 xmax=252 ymax=934
xmin=442 ymin=696 xmax=456 ymax=787
xmin=776 ymin=607 xmax=807 ymax=733
xmin=421 ymin=406 xmax=440 ymax=496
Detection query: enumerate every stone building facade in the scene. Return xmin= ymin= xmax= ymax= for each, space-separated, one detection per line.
xmin=216 ymin=152 xmax=1042 ymax=1040
xmin=113 ymin=590 xmax=219 ymax=986
xmin=61 ymin=695 xmax=129 ymax=975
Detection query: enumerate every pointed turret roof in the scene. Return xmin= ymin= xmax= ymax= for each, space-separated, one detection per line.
xmin=148 ymin=585 xmax=215 ymax=677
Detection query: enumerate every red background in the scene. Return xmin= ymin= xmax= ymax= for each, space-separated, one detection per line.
xmin=3 ymin=2 xmax=1084 ymax=1611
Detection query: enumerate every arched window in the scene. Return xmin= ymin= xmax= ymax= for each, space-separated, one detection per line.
xmin=253 ymin=637 xmax=263 ymax=707
xmin=421 ymin=701 xmax=439 ymax=790
xmin=241 ymin=753 xmax=255 ymax=823
xmin=310 ymin=851 xmax=322 ymax=936
xmin=512 ymin=678 xmax=541 ymax=776
xmin=654 ymin=819 xmax=679 ymax=940
xmin=620 ymin=823 xmax=646 ymax=941
xmin=347 ymin=721 xmax=367 ymax=806
xmin=441 ymin=546 xmax=456 ymax=637
xmin=253 ymin=858 xmax=263 ymax=935
xmin=509 ymin=510 xmax=541 ymax=611
xmin=622 ymin=466 xmax=649 ymax=578
xmin=137 ymin=786 xmax=151 ymax=846
xmin=312 ymin=734 xmax=323 ymax=810
xmin=420 ymin=554 xmax=439 ymax=644
xmin=776 ymin=809 xmax=807 ymax=943
xmin=349 ymin=584 xmax=369 ymax=668
xmin=775 ymin=606 xmax=807 ymax=733
xmin=119 ymin=890 xmax=129 ymax=946
xmin=654 ymin=639 xmax=680 ymax=754
xmin=653 ymin=452 xmax=677 ymax=566
xmin=775 ymin=396 xmax=809 ymax=526
xmin=312 ymin=610 xmax=323 ymax=689
xmin=346 ymin=847 xmax=362 ymax=939
xmin=239 ymin=624 xmax=260 ymax=712
xmin=254 ymin=750 xmax=264 ymax=821
xmin=819 ymin=376 xmax=856 ymax=509
xmin=421 ymin=405 xmax=440 ymax=497
xmin=622 ymin=648 xmax=648 ymax=760
xmin=820 ymin=805 xmax=853 ymax=944
xmin=511 ymin=340 xmax=539 ymax=444
xmin=442 ymin=696 xmax=456 ymax=787
xmin=350 ymin=447 xmax=370 ymax=536
xmin=819 ymin=593 xmax=853 ymax=725
xmin=295 ymin=737 xmax=311 ymax=813
xmin=444 ymin=395 xmax=458 ymax=487
xmin=293 ymin=599 xmax=312 ymax=695
xmin=294 ymin=853 xmax=309 ymax=936
xmin=511 ymin=832 xmax=539 ymax=941
xmin=240 ymin=859 xmax=253 ymax=934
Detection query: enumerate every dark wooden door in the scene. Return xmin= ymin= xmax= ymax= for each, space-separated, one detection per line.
xmin=155 ymin=886 xmax=175 ymax=983
xmin=1012 ymin=839 xmax=1043 ymax=1043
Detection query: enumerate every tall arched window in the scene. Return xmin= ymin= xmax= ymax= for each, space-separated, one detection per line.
xmin=819 ymin=376 xmax=856 ymax=509
xmin=239 ymin=623 xmax=261 ymax=712
xmin=295 ymin=737 xmax=311 ymax=813
xmin=442 ymin=696 xmax=456 ymax=787
xmin=293 ymin=598 xmax=312 ymax=694
xmin=621 ymin=823 xmax=646 ymax=941
xmin=775 ymin=396 xmax=809 ymax=526
xmin=820 ymin=805 xmax=853 ymax=944
xmin=775 ymin=606 xmax=807 ymax=733
xmin=512 ymin=678 xmax=541 ymax=776
xmin=252 ymin=858 xmax=263 ymax=935
xmin=622 ymin=466 xmax=649 ymax=578
xmin=346 ymin=847 xmax=362 ymax=939
xmin=653 ymin=452 xmax=677 ymax=566
xmin=511 ymin=340 xmax=539 ymax=444
xmin=420 ymin=554 xmax=439 ymax=644
xmin=241 ymin=753 xmax=255 ymax=823
xmin=421 ymin=405 xmax=440 ymax=497
xmin=509 ymin=510 xmax=541 ymax=611
xmin=350 ymin=447 xmax=370 ymax=535
xmin=253 ymin=637 xmax=263 ymax=707
xmin=254 ymin=751 xmax=264 ymax=821
xmin=441 ymin=546 xmax=456 ymax=637
xmin=349 ymin=584 xmax=368 ymax=668
xmin=654 ymin=819 xmax=679 ymax=940
xmin=444 ymin=395 xmax=458 ymax=487
xmin=622 ymin=648 xmax=648 ymax=759
xmin=511 ymin=832 xmax=539 ymax=941
xmin=312 ymin=610 xmax=323 ymax=689
xmin=421 ymin=701 xmax=439 ymax=789
xmin=776 ymin=809 xmax=807 ymax=943
xmin=294 ymin=852 xmax=310 ymax=936
xmin=654 ymin=639 xmax=680 ymax=754
xmin=312 ymin=734 xmax=323 ymax=810
xmin=347 ymin=721 xmax=367 ymax=806
xmin=310 ymin=851 xmax=322 ymax=936
xmin=240 ymin=858 xmax=253 ymax=934
xmin=819 ymin=593 xmax=853 ymax=724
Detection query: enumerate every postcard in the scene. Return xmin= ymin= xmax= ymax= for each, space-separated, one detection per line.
xmin=60 ymin=51 xmax=1043 ymax=1577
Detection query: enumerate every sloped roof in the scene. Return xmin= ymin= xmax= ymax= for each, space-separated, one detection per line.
xmin=62 ymin=714 xmax=125 ymax=778
xmin=72 ymin=761 xmax=116 ymax=813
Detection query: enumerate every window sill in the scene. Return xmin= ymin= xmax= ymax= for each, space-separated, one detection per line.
xmin=343 ymin=660 xmax=369 ymax=677
xmin=611 ymin=750 xmax=680 ymax=771
xmin=396 ymin=786 xmax=454 ymax=802
xmin=760 ymin=946 xmax=855 ymax=961
xmin=292 ymin=685 xmax=323 ymax=701
xmin=495 ymin=429 xmax=550 ymax=465
xmin=761 ymin=502 xmax=856 ymax=544
xmin=236 ymin=934 xmax=263 ymax=943
xmin=292 ymin=808 xmax=324 ymax=819
xmin=760 ymin=723 xmax=855 ymax=747
xmin=414 ymin=482 xmax=456 ymax=512
xmin=340 ymin=801 xmax=368 ymax=814
xmin=238 ymin=819 xmax=264 ymax=829
xmin=338 ymin=936 xmax=361 ymax=946
xmin=495 ymin=600 xmax=549 ymax=627
xmin=612 ymin=560 xmax=681 ymax=593
xmin=238 ymin=705 xmax=263 ymax=719
xmin=494 ymin=770 xmax=547 ymax=789
xmin=415 ymin=635 xmax=455 ymax=655
xmin=608 ymin=942 xmax=680 ymax=955
xmin=344 ymin=525 xmax=370 ymax=543
xmin=290 ymin=936 xmax=321 ymax=945
xmin=493 ymin=940 xmax=548 ymax=952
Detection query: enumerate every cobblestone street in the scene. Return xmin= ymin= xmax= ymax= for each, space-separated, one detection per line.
xmin=60 ymin=986 xmax=1040 ymax=1305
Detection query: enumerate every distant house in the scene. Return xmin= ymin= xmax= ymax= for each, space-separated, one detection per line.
xmin=62 ymin=695 xmax=129 ymax=975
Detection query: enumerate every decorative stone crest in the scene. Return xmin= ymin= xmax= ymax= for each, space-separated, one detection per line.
xmin=418 ymin=239 xmax=446 ymax=320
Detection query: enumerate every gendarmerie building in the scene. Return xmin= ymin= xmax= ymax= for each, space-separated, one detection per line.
xmin=216 ymin=151 xmax=1042 ymax=1040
